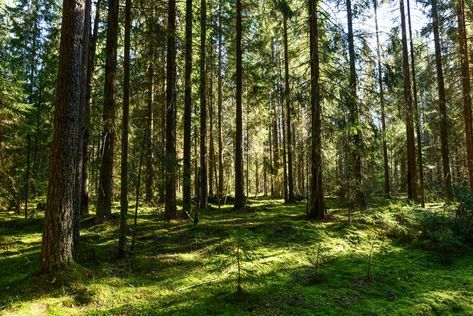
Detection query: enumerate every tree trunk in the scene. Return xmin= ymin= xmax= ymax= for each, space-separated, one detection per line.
xmin=183 ymin=0 xmax=193 ymax=212
xmin=400 ymin=0 xmax=417 ymax=201
xmin=308 ymin=0 xmax=325 ymax=219
xmin=145 ymin=40 xmax=154 ymax=204
xmin=407 ymin=0 xmax=425 ymax=205
xmin=40 ymin=0 xmax=85 ymax=273
xmin=283 ymin=16 xmax=294 ymax=203
xmin=81 ymin=0 xmax=103 ymax=216
xmin=118 ymin=0 xmax=131 ymax=258
xmin=431 ymin=0 xmax=453 ymax=202
xmin=234 ymin=0 xmax=246 ymax=210
xmin=199 ymin=0 xmax=208 ymax=210
xmin=96 ymin=0 xmax=119 ymax=222
xmin=217 ymin=0 xmax=224 ymax=200
xmin=165 ymin=0 xmax=178 ymax=219
xmin=346 ymin=0 xmax=364 ymax=207
xmin=457 ymin=0 xmax=473 ymax=191
xmin=374 ymin=0 xmax=390 ymax=197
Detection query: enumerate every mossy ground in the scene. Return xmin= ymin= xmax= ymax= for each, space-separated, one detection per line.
xmin=1 ymin=196 xmax=472 ymax=315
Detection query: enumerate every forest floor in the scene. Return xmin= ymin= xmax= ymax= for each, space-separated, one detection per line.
xmin=1 ymin=196 xmax=473 ymax=315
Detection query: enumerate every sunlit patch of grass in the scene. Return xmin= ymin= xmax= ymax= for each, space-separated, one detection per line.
xmin=1 ymin=196 xmax=473 ymax=315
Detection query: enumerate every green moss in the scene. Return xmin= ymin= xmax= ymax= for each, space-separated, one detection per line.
xmin=1 ymin=197 xmax=472 ymax=315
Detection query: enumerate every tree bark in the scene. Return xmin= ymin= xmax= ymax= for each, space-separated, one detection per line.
xmin=183 ymin=0 xmax=193 ymax=212
xmin=199 ymin=0 xmax=208 ymax=210
xmin=283 ymin=16 xmax=294 ymax=203
xmin=431 ymin=0 xmax=453 ymax=202
xmin=40 ymin=0 xmax=85 ymax=273
xmin=374 ymin=0 xmax=390 ymax=197
xmin=457 ymin=0 xmax=473 ymax=191
xmin=118 ymin=0 xmax=131 ymax=258
xmin=308 ymin=0 xmax=325 ymax=219
xmin=400 ymin=0 xmax=417 ymax=201
xmin=217 ymin=0 xmax=224 ymax=200
xmin=165 ymin=0 xmax=178 ymax=219
xmin=96 ymin=0 xmax=119 ymax=222
xmin=145 ymin=39 xmax=154 ymax=204
xmin=234 ymin=0 xmax=246 ymax=210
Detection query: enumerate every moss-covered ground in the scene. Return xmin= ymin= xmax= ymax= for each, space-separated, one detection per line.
xmin=1 ymin=196 xmax=472 ymax=315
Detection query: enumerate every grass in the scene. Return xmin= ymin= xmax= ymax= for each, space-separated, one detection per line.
xmin=1 ymin=196 xmax=472 ymax=315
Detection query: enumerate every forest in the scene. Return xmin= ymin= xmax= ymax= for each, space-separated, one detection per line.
xmin=1 ymin=0 xmax=473 ymax=313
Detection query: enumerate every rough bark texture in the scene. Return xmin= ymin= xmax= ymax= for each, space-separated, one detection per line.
xmin=97 ymin=0 xmax=119 ymax=222
xmin=308 ymin=0 xmax=325 ymax=219
xmin=183 ymin=0 xmax=193 ymax=212
xmin=400 ymin=0 xmax=417 ymax=201
xmin=374 ymin=0 xmax=390 ymax=197
xmin=431 ymin=0 xmax=453 ymax=202
xmin=145 ymin=43 xmax=154 ymax=204
xmin=118 ymin=0 xmax=131 ymax=258
xmin=40 ymin=0 xmax=85 ymax=273
xmin=165 ymin=0 xmax=178 ymax=219
xmin=457 ymin=0 xmax=473 ymax=191
xmin=234 ymin=0 xmax=246 ymax=210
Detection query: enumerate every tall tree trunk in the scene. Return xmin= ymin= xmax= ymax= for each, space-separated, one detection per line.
xmin=118 ymin=0 xmax=131 ymax=258
xmin=217 ymin=0 xmax=224 ymax=200
xmin=209 ymin=52 xmax=216 ymax=198
xmin=96 ymin=0 xmax=119 ymax=222
xmin=165 ymin=0 xmax=178 ymax=219
xmin=81 ymin=0 xmax=103 ymax=216
xmin=374 ymin=0 xmax=390 ymax=197
xmin=234 ymin=0 xmax=246 ymax=210
xmin=73 ymin=0 xmax=91 ymax=249
xmin=40 ymin=0 xmax=85 ymax=273
xmin=400 ymin=0 xmax=417 ymax=201
xmin=407 ymin=0 xmax=425 ymax=205
xmin=431 ymin=0 xmax=453 ymax=202
xmin=308 ymin=0 xmax=325 ymax=219
xmin=199 ymin=0 xmax=208 ymax=210
xmin=145 ymin=40 xmax=154 ymax=204
xmin=283 ymin=16 xmax=294 ymax=203
xmin=346 ymin=0 xmax=364 ymax=207
xmin=183 ymin=0 xmax=193 ymax=212
xmin=457 ymin=0 xmax=473 ymax=191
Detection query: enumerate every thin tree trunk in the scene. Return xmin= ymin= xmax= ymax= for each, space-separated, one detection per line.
xmin=165 ymin=0 xmax=178 ymax=219
xmin=400 ymin=0 xmax=417 ymax=201
xmin=457 ymin=0 xmax=473 ymax=191
xmin=40 ymin=0 xmax=85 ymax=273
xmin=346 ymin=0 xmax=364 ymax=207
xmin=407 ymin=0 xmax=425 ymax=205
xmin=217 ymin=0 xmax=224 ymax=201
xmin=145 ymin=40 xmax=154 ymax=204
xmin=431 ymin=0 xmax=453 ymax=202
xmin=374 ymin=0 xmax=390 ymax=197
xmin=183 ymin=0 xmax=193 ymax=212
xmin=118 ymin=0 xmax=131 ymax=258
xmin=199 ymin=0 xmax=208 ymax=211
xmin=283 ymin=16 xmax=294 ymax=203
xmin=97 ymin=0 xmax=119 ymax=222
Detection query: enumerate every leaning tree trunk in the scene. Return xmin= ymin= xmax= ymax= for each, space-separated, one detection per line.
xmin=457 ymin=0 xmax=473 ymax=191
xmin=183 ymin=0 xmax=193 ymax=212
xmin=165 ymin=0 xmax=178 ymax=219
xmin=308 ymin=0 xmax=325 ymax=219
xmin=96 ymin=0 xmax=119 ymax=222
xmin=40 ymin=0 xmax=85 ymax=273
xmin=400 ymin=0 xmax=417 ymax=201
xmin=234 ymin=0 xmax=246 ymax=210
xmin=431 ymin=0 xmax=453 ymax=202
